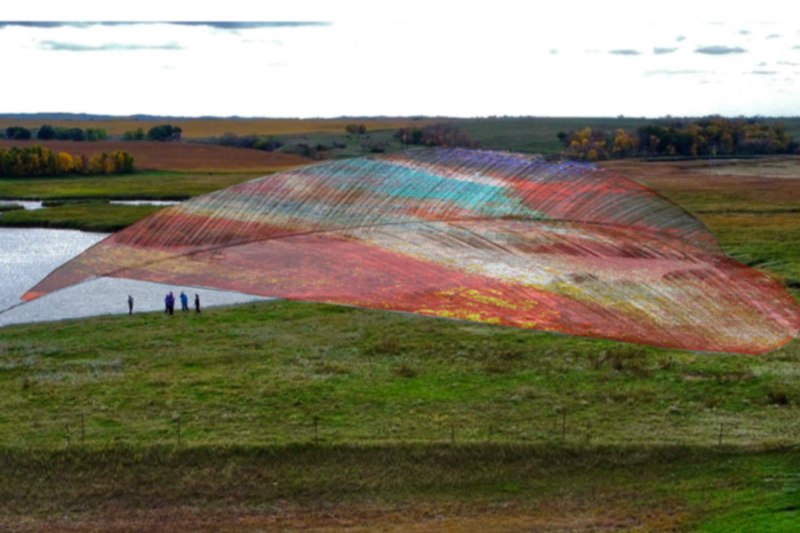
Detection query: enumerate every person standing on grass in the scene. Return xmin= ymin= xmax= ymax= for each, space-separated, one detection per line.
xmin=180 ymin=291 xmax=189 ymax=312
xmin=195 ymin=294 xmax=201 ymax=313
xmin=166 ymin=292 xmax=175 ymax=315
xmin=128 ymin=295 xmax=134 ymax=315
xmin=164 ymin=293 xmax=170 ymax=314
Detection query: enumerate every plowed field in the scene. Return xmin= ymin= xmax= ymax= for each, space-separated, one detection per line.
xmin=0 ymin=140 xmax=307 ymax=172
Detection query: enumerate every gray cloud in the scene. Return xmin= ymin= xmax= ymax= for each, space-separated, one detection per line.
xmin=653 ymin=47 xmax=677 ymax=54
xmin=608 ymin=49 xmax=641 ymax=56
xmin=766 ymin=34 xmax=781 ymax=39
xmin=739 ymin=29 xmax=751 ymax=35
xmin=695 ymin=45 xmax=747 ymax=54
xmin=549 ymin=49 xmax=558 ymax=54
xmin=644 ymin=70 xmax=707 ymax=76
xmin=0 ymin=21 xmax=329 ymax=29
xmin=676 ymin=35 xmax=686 ymax=42
xmin=39 ymin=40 xmax=183 ymax=51
xmin=758 ymin=61 xmax=767 ymax=66
xmin=794 ymin=45 xmax=800 ymax=49
xmin=751 ymin=70 xmax=777 ymax=75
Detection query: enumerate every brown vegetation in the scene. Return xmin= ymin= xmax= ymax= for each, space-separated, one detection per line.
xmin=0 ymin=140 xmax=306 ymax=172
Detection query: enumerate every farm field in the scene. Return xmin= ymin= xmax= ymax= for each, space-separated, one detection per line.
xmin=0 ymin=139 xmax=307 ymax=172
xmin=0 ymin=117 xmax=442 ymax=139
xmin=1 ymin=153 xmax=799 ymax=531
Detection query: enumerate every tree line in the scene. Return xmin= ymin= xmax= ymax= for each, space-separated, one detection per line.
xmin=558 ymin=117 xmax=799 ymax=161
xmin=394 ymin=123 xmax=480 ymax=149
xmin=123 ymin=124 xmax=183 ymax=142
xmin=0 ymin=145 xmax=134 ymax=177
xmin=3 ymin=125 xmax=109 ymax=142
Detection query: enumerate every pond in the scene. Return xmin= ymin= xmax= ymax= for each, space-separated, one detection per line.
xmin=0 ymin=228 xmax=270 ymax=327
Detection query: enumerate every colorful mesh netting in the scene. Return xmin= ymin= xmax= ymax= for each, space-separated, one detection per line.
xmin=24 ymin=149 xmax=800 ymax=354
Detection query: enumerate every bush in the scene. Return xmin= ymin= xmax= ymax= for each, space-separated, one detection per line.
xmin=345 ymin=123 xmax=367 ymax=134
xmin=123 ymin=128 xmax=146 ymax=141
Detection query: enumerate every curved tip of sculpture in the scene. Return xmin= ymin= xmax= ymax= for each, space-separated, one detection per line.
xmin=21 ymin=291 xmax=43 ymax=302
xmin=23 ymin=148 xmax=800 ymax=354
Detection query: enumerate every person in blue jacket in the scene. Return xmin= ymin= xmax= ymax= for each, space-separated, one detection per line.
xmin=180 ymin=292 xmax=189 ymax=312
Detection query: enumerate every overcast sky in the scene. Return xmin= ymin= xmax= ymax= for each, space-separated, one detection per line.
xmin=2 ymin=0 xmax=800 ymax=118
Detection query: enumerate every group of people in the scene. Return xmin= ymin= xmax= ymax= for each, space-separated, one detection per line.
xmin=126 ymin=292 xmax=200 ymax=315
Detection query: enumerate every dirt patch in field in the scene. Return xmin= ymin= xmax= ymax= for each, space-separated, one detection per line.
xmin=601 ymin=158 xmax=800 ymax=205
xmin=0 ymin=140 xmax=308 ymax=172
xmin=0 ymin=500 xmax=686 ymax=533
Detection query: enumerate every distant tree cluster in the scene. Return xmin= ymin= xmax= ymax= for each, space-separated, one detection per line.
xmin=145 ymin=124 xmax=182 ymax=142
xmin=394 ymin=123 xmax=480 ymax=149
xmin=345 ymin=123 xmax=367 ymax=134
xmin=559 ymin=117 xmax=799 ymax=161
xmin=123 ymin=128 xmax=146 ymax=140
xmin=0 ymin=145 xmax=134 ymax=177
xmin=5 ymin=126 xmax=32 ymax=140
xmin=2 ymin=125 xmax=108 ymax=142
xmin=214 ymin=132 xmax=283 ymax=151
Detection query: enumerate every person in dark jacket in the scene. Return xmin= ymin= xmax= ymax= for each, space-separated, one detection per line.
xmin=128 ymin=295 xmax=134 ymax=315
xmin=166 ymin=292 xmax=175 ymax=315
xmin=194 ymin=294 xmax=201 ymax=313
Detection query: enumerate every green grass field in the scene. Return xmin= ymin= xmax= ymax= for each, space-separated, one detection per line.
xmin=1 ymin=148 xmax=800 ymax=530
xmin=0 ymin=171 xmax=265 ymax=201
xmin=1 ymin=300 xmax=798 ymax=530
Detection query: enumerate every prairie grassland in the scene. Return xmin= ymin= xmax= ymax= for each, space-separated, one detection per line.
xmin=0 ymin=201 xmax=163 ymax=232
xmin=1 ymin=299 xmax=799 ymax=531
xmin=0 ymin=118 xmax=442 ymax=139
xmin=602 ymin=158 xmax=800 ymax=286
xmin=1 ymin=157 xmax=800 ymax=531
xmin=0 ymin=140 xmax=307 ymax=172
xmin=0 ymin=171 xmax=265 ymax=201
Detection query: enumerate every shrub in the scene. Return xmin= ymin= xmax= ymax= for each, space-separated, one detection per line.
xmin=123 ymin=128 xmax=146 ymax=141
xmin=767 ymin=389 xmax=790 ymax=406
xmin=345 ymin=123 xmax=367 ymax=134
